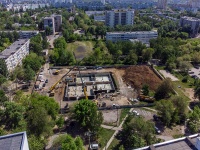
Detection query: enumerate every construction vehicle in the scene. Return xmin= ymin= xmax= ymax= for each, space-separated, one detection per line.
xmin=49 ymin=65 xmax=81 ymax=93
xmin=75 ymin=52 xmax=88 ymax=100
xmin=53 ymin=70 xmax=60 ymax=75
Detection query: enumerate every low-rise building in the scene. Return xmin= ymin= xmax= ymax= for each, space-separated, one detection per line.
xmin=106 ymin=31 xmax=158 ymax=44
xmin=0 ymin=39 xmax=30 ymax=72
xmin=137 ymin=133 xmax=200 ymax=150
xmin=0 ymin=131 xmax=29 ymax=150
xmin=18 ymin=30 xmax=39 ymax=39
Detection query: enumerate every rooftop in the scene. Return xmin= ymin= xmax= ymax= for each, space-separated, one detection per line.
xmin=0 ymin=131 xmax=27 ymax=150
xmin=136 ymin=134 xmax=200 ymax=150
xmin=106 ymin=31 xmax=158 ymax=34
xmin=0 ymin=39 xmax=29 ymax=59
xmin=181 ymin=16 xmax=200 ymax=21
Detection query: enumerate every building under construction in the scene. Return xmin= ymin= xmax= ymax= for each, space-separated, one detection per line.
xmin=64 ymin=72 xmax=116 ymax=100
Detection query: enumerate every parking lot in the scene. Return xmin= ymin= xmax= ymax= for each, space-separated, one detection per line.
xmin=132 ymin=108 xmax=154 ymax=120
xmin=189 ymin=67 xmax=200 ymax=79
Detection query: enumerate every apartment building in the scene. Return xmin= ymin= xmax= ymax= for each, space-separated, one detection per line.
xmin=44 ymin=17 xmax=55 ymax=35
xmin=106 ymin=31 xmax=158 ymax=44
xmin=44 ymin=15 xmax=62 ymax=35
xmin=157 ymin=0 xmax=167 ymax=9
xmin=179 ymin=16 xmax=200 ymax=37
xmin=18 ymin=30 xmax=39 ymax=39
xmin=105 ymin=9 xmax=134 ymax=27
xmin=0 ymin=39 xmax=30 ymax=72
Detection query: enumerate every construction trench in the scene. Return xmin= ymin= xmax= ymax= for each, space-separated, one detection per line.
xmin=64 ymin=72 xmax=116 ymax=101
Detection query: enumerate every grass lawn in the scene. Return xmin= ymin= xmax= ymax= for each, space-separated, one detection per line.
xmin=119 ymin=108 xmax=130 ymax=123
xmin=154 ymin=65 xmax=165 ymax=70
xmin=172 ymin=71 xmax=195 ymax=88
xmin=67 ymin=41 xmax=95 ymax=59
xmin=98 ymin=128 xmax=115 ymax=149
xmin=108 ymin=138 xmax=120 ymax=150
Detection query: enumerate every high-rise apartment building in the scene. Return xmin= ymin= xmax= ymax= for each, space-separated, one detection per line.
xmin=105 ymin=9 xmax=134 ymax=28
xmin=44 ymin=17 xmax=55 ymax=34
xmin=157 ymin=0 xmax=167 ymax=9
xmin=179 ymin=16 xmax=200 ymax=37
xmin=43 ymin=15 xmax=62 ymax=35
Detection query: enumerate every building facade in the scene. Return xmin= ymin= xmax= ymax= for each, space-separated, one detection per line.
xmin=105 ymin=9 xmax=134 ymax=27
xmin=0 ymin=39 xmax=30 ymax=72
xmin=44 ymin=17 xmax=55 ymax=35
xmin=157 ymin=0 xmax=167 ymax=9
xmin=179 ymin=16 xmax=200 ymax=37
xmin=44 ymin=15 xmax=62 ymax=35
xmin=106 ymin=31 xmax=158 ymax=44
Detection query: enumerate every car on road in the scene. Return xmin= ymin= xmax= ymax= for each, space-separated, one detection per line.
xmin=155 ymin=126 xmax=161 ymax=134
xmin=45 ymin=79 xmax=48 ymax=83
xmin=132 ymin=110 xmax=139 ymax=116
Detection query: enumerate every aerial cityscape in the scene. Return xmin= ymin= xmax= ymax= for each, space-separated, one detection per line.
xmin=0 ymin=0 xmax=200 ymax=150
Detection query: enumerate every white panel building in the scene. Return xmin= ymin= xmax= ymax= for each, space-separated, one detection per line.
xmin=0 ymin=39 xmax=30 ymax=72
xmin=106 ymin=31 xmax=158 ymax=44
xmin=105 ymin=9 xmax=134 ymax=27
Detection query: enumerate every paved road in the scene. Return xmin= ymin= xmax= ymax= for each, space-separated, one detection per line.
xmin=159 ymin=70 xmax=179 ymax=81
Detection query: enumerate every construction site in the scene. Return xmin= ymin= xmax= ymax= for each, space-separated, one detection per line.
xmin=64 ymin=72 xmax=116 ymax=100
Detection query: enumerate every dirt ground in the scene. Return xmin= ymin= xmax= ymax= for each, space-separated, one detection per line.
xmin=184 ymin=88 xmax=198 ymax=101
xmin=123 ymin=66 xmax=162 ymax=91
xmin=102 ymin=110 xmax=120 ymax=124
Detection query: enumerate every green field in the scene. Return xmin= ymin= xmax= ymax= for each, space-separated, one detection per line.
xmin=67 ymin=41 xmax=94 ymax=60
xmin=98 ymin=128 xmax=115 ymax=149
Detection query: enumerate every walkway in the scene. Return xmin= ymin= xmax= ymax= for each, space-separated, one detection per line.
xmin=102 ymin=108 xmax=133 ymax=150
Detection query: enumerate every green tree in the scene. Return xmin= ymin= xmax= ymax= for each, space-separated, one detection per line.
xmin=120 ymin=117 xmax=156 ymax=149
xmin=188 ymin=106 xmax=200 ymax=133
xmin=28 ymin=135 xmax=45 ymax=150
xmin=3 ymin=102 xmax=25 ymax=128
xmin=154 ymin=78 xmax=174 ymax=100
xmin=56 ymin=115 xmax=65 ymax=130
xmin=171 ymin=96 xmax=188 ymax=117
xmin=142 ymin=84 xmax=149 ymax=96
xmin=0 ymin=58 xmax=8 ymax=77
xmin=142 ymin=48 xmax=154 ymax=62
xmin=27 ymin=106 xmax=53 ymax=136
xmin=156 ymin=100 xmax=175 ymax=126
xmin=24 ymin=65 xmax=35 ymax=81
xmin=74 ymin=99 xmax=103 ymax=133
xmin=53 ymin=134 xmax=84 ymax=150
xmin=0 ymin=90 xmax=8 ymax=106
xmin=54 ymin=37 xmax=67 ymax=49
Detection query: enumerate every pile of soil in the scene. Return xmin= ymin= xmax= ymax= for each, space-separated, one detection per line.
xmin=123 ymin=66 xmax=162 ymax=91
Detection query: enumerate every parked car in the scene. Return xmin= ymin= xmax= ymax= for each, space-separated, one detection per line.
xmin=132 ymin=110 xmax=139 ymax=116
xmin=45 ymin=79 xmax=48 ymax=83
xmin=153 ymin=114 xmax=159 ymax=121
xmin=89 ymin=143 xmax=98 ymax=150
xmin=155 ymin=126 xmax=161 ymax=134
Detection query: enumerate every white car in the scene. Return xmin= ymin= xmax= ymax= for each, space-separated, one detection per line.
xmin=132 ymin=110 xmax=139 ymax=116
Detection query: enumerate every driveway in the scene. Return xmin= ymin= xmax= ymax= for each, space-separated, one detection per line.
xmin=159 ymin=70 xmax=179 ymax=81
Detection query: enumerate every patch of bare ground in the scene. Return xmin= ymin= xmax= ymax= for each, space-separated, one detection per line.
xmin=123 ymin=66 xmax=162 ymax=91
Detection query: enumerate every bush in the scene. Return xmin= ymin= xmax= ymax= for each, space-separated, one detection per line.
xmin=182 ymin=76 xmax=188 ymax=83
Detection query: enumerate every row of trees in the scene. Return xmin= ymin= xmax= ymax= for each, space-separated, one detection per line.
xmin=0 ymin=92 xmax=60 ymax=150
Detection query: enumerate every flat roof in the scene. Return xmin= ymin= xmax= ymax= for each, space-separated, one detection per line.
xmin=181 ymin=16 xmax=200 ymax=21
xmin=136 ymin=134 xmax=199 ymax=150
xmin=106 ymin=31 xmax=158 ymax=34
xmin=0 ymin=132 xmax=27 ymax=150
xmin=0 ymin=39 xmax=29 ymax=59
